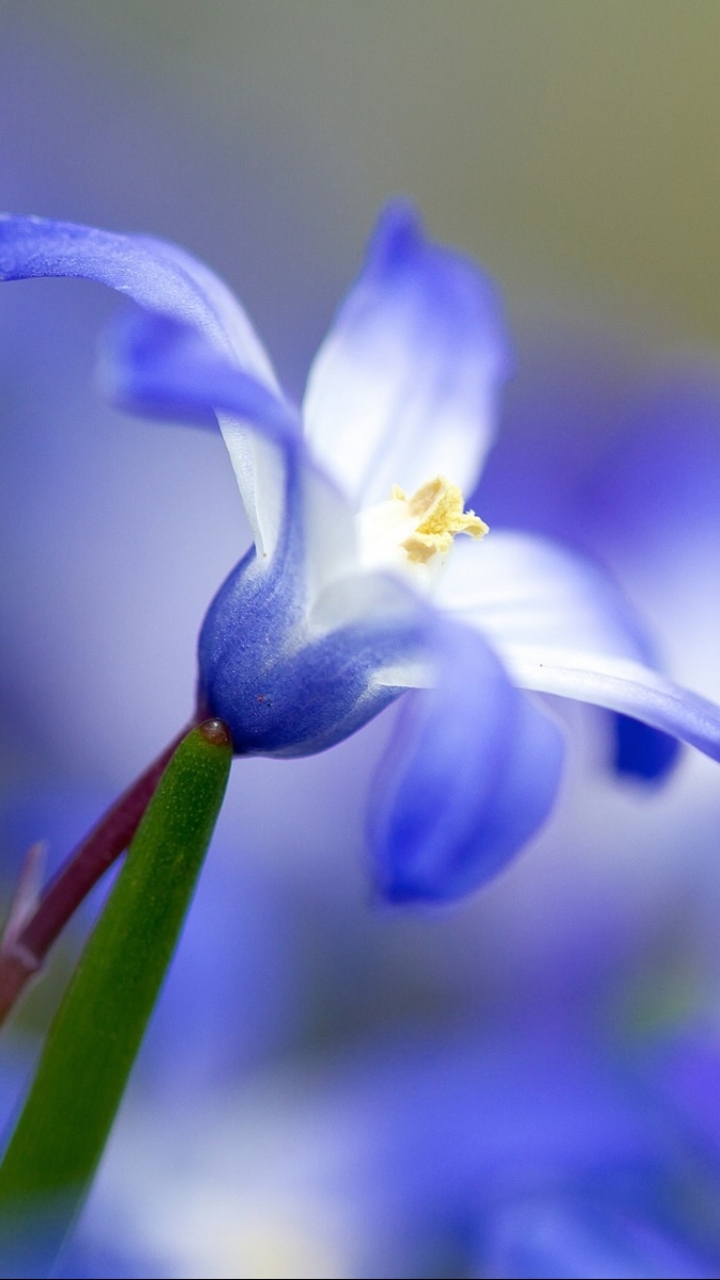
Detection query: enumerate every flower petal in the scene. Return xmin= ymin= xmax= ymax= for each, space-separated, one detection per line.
xmin=367 ymin=618 xmax=565 ymax=902
xmin=109 ymin=312 xmax=359 ymax=597
xmin=0 ymin=215 xmax=275 ymax=377
xmin=612 ymin=713 xmax=680 ymax=783
xmin=303 ymin=200 xmax=511 ymax=506
xmin=504 ymin=649 xmax=720 ymax=764
xmin=439 ymin=531 xmax=655 ymax=665
xmin=200 ymin=564 xmax=434 ymax=757
xmin=438 ymin=531 xmax=720 ymax=763
xmin=0 ymin=214 xmax=284 ymax=554
xmin=106 ymin=311 xmax=296 ymax=439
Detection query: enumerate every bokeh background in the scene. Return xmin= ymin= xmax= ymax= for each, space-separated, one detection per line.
xmin=1 ymin=3 xmax=720 ymax=1277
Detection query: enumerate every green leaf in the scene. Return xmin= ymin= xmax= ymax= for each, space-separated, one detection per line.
xmin=0 ymin=720 xmax=232 ymax=1275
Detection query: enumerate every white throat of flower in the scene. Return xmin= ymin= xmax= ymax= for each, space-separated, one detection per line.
xmin=357 ymin=475 xmax=488 ymax=587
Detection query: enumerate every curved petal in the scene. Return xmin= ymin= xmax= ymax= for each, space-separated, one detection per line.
xmin=110 ymin=312 xmax=358 ymax=598
xmin=0 ymin=215 xmax=275 ymax=378
xmin=504 ymin=649 xmax=720 ymax=764
xmin=303 ymin=200 xmax=511 ymax=507
xmin=106 ymin=311 xmax=296 ymax=438
xmin=438 ymin=531 xmax=720 ymax=764
xmin=0 ymin=214 xmax=283 ymax=554
xmin=367 ymin=618 xmax=565 ymax=902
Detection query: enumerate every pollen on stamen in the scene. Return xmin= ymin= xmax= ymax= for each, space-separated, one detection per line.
xmin=393 ymin=476 xmax=489 ymax=564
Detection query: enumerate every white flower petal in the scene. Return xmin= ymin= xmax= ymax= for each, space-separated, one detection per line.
xmin=302 ymin=202 xmax=511 ymax=506
xmin=298 ymin=463 xmax=360 ymax=608
xmin=308 ymin=568 xmax=423 ymax=637
xmin=439 ymin=531 xmax=720 ymax=762
xmin=503 ymin=648 xmax=720 ymax=763
xmin=438 ymin=531 xmax=653 ymax=665
xmin=135 ymin=236 xmax=285 ymax=556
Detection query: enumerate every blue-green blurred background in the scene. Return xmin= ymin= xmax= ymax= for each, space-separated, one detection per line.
xmin=2 ymin=5 xmax=720 ymax=1277
xmin=5 ymin=0 xmax=720 ymax=353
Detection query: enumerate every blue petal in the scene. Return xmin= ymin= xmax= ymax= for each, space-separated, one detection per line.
xmin=0 ymin=214 xmax=288 ymax=553
xmin=199 ymin=566 xmax=425 ymax=758
xmin=105 ymin=310 xmax=299 ymax=442
xmin=303 ymin=199 xmax=512 ymax=504
xmin=506 ymin=650 xmax=720 ymax=765
xmin=367 ymin=619 xmax=565 ymax=902
xmin=110 ymin=310 xmax=358 ymax=608
xmin=106 ymin=311 xmax=301 ymax=568
xmin=612 ymin=713 xmax=681 ymax=783
xmin=0 ymin=215 xmax=275 ymax=381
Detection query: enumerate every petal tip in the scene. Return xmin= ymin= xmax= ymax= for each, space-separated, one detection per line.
xmin=612 ymin=712 xmax=682 ymax=784
xmin=370 ymin=197 xmax=425 ymax=263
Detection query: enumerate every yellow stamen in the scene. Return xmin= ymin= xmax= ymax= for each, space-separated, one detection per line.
xmin=393 ymin=476 xmax=489 ymax=564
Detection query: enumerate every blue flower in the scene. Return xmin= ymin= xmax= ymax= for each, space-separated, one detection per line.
xmin=61 ymin=1024 xmax=720 ymax=1279
xmin=3 ymin=203 xmax=720 ymax=902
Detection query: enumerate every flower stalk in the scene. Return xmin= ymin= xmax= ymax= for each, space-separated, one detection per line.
xmin=0 ymin=718 xmax=201 ymax=1028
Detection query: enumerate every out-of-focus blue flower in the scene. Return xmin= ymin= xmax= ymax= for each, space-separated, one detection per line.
xmin=4 ymin=206 xmax=720 ymax=903
xmin=479 ymin=1192 xmax=716 ymax=1280
xmin=63 ymin=1024 xmax=720 ymax=1279
xmin=584 ymin=369 xmax=720 ymax=698
xmin=136 ymin=842 xmax=303 ymax=1094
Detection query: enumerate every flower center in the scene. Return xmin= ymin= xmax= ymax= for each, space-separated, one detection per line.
xmin=357 ymin=475 xmax=488 ymax=582
xmin=392 ymin=476 xmax=488 ymax=563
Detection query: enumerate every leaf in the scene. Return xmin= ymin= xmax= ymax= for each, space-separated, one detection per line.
xmin=0 ymin=719 xmax=232 ymax=1276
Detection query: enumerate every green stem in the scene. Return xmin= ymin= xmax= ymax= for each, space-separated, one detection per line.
xmin=0 ymin=719 xmax=232 ymax=1274
xmin=0 ymin=719 xmax=199 ymax=1028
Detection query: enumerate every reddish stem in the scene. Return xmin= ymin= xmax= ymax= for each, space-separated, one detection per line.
xmin=0 ymin=718 xmax=199 ymax=1027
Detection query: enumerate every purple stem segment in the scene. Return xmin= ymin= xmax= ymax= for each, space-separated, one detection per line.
xmin=0 ymin=719 xmax=200 ymax=1027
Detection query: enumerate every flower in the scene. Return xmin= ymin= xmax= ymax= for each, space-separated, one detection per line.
xmin=62 ymin=1022 xmax=720 ymax=1279
xmin=3 ymin=203 xmax=720 ymax=902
